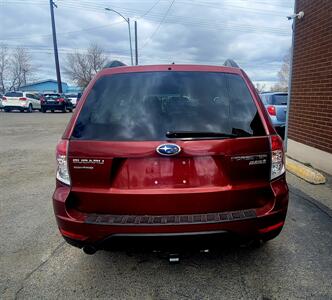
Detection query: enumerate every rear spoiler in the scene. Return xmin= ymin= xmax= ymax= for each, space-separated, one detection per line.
xmin=103 ymin=60 xmax=127 ymax=69
xmin=223 ymin=59 xmax=240 ymax=68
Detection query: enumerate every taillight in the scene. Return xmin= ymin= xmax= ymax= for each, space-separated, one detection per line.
xmin=58 ymin=98 xmax=65 ymax=103
xmin=56 ymin=139 xmax=71 ymax=185
xmin=19 ymin=97 xmax=27 ymax=101
xmin=2 ymin=96 xmax=7 ymax=101
xmin=270 ymin=135 xmax=285 ymax=180
xmin=267 ymin=105 xmax=276 ymax=116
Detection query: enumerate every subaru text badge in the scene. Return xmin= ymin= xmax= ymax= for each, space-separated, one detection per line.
xmin=156 ymin=144 xmax=181 ymax=156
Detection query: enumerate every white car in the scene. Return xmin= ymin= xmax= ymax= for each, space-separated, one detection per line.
xmin=2 ymin=91 xmax=41 ymax=112
xmin=65 ymin=93 xmax=78 ymax=107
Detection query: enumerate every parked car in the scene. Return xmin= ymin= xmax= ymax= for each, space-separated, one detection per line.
xmin=65 ymin=93 xmax=79 ymax=108
xmin=2 ymin=91 xmax=41 ymax=112
xmin=41 ymin=93 xmax=73 ymax=113
xmin=53 ymin=63 xmax=288 ymax=255
xmin=0 ymin=93 xmax=3 ymax=110
xmin=260 ymin=92 xmax=288 ymax=139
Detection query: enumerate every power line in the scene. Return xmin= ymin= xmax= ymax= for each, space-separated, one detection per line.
xmin=56 ymin=1 xmax=290 ymax=33
xmin=0 ymin=1 xmax=164 ymax=41
xmin=1 ymin=0 xmax=291 ymax=40
xmin=2 ymin=0 xmax=292 ymax=16
xmin=140 ymin=0 xmax=175 ymax=50
xmin=137 ymin=0 xmax=163 ymax=19
xmin=0 ymin=21 xmax=126 ymax=41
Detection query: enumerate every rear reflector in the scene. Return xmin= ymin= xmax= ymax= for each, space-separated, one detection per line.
xmin=258 ymin=221 xmax=284 ymax=234
xmin=59 ymin=228 xmax=87 ymax=241
xmin=56 ymin=139 xmax=71 ymax=185
xmin=267 ymin=105 xmax=276 ymax=116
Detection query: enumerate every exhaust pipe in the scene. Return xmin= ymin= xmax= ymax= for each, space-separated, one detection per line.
xmin=82 ymin=245 xmax=97 ymax=255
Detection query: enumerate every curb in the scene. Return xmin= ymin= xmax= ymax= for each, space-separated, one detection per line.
xmin=286 ymin=157 xmax=326 ymax=184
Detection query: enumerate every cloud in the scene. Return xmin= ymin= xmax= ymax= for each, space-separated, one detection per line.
xmin=0 ymin=0 xmax=293 ymax=86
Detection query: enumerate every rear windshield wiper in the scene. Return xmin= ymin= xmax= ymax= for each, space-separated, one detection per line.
xmin=166 ymin=131 xmax=238 ymax=139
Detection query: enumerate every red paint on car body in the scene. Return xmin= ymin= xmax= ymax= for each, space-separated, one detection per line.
xmin=53 ymin=64 xmax=288 ymax=249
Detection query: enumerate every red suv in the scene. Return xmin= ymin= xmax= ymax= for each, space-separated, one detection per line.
xmin=53 ymin=63 xmax=288 ymax=254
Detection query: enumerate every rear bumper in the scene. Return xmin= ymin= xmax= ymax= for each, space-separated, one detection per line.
xmin=53 ymin=176 xmax=289 ymax=249
xmin=42 ymin=103 xmax=66 ymax=110
xmin=270 ymin=116 xmax=286 ymax=127
xmin=3 ymin=105 xmax=26 ymax=111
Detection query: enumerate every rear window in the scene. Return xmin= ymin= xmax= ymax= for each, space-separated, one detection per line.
xmin=72 ymin=71 xmax=266 ymax=141
xmin=260 ymin=94 xmax=270 ymax=105
xmin=272 ymin=94 xmax=288 ymax=105
xmin=5 ymin=92 xmax=23 ymax=97
xmin=44 ymin=94 xmax=60 ymax=98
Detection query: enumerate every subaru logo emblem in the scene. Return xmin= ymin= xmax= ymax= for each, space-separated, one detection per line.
xmin=156 ymin=144 xmax=181 ymax=156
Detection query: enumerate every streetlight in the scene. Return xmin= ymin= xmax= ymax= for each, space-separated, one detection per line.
xmin=105 ymin=7 xmax=133 ymax=66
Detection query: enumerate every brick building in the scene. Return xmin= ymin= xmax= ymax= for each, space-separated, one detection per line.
xmin=287 ymin=0 xmax=332 ymax=174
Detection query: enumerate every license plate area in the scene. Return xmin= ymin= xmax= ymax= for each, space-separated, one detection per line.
xmin=111 ymin=156 xmax=225 ymax=189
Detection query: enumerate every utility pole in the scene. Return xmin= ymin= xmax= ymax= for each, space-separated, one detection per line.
xmin=134 ymin=21 xmax=138 ymax=65
xmin=284 ymin=4 xmax=304 ymax=150
xmin=49 ymin=0 xmax=62 ymax=93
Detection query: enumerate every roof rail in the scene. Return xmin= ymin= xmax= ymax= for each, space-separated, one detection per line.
xmin=104 ymin=60 xmax=127 ymax=69
xmin=223 ymin=59 xmax=240 ymax=68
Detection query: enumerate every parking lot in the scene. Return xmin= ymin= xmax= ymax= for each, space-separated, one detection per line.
xmin=0 ymin=111 xmax=332 ymax=299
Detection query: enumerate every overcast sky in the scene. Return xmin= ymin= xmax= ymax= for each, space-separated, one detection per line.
xmin=0 ymin=0 xmax=294 ymax=87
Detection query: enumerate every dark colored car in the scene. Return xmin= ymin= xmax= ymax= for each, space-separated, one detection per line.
xmin=53 ymin=64 xmax=288 ymax=255
xmin=260 ymin=92 xmax=288 ymax=139
xmin=41 ymin=93 xmax=73 ymax=113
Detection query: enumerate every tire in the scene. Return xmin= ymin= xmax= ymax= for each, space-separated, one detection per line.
xmin=68 ymin=108 xmax=73 ymax=113
xmin=26 ymin=104 xmax=33 ymax=113
xmin=41 ymin=108 xmax=46 ymax=113
xmin=62 ymin=107 xmax=67 ymax=113
xmin=51 ymin=110 xmax=54 ymax=113
xmin=4 ymin=108 xmax=10 ymax=112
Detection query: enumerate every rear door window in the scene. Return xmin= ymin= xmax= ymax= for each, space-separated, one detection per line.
xmin=72 ymin=71 xmax=266 ymax=141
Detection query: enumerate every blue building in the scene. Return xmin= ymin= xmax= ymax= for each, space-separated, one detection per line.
xmin=20 ymin=79 xmax=81 ymax=93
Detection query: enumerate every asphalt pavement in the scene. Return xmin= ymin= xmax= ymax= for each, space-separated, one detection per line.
xmin=0 ymin=111 xmax=331 ymax=299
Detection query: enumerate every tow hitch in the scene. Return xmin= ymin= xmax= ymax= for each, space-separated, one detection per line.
xmin=168 ymin=253 xmax=180 ymax=264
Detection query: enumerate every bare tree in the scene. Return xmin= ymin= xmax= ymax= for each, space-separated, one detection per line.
xmin=65 ymin=43 xmax=108 ymax=88
xmin=255 ymin=82 xmax=267 ymax=93
xmin=270 ymin=83 xmax=287 ymax=92
xmin=270 ymin=50 xmax=290 ymax=92
xmin=277 ymin=51 xmax=290 ymax=89
xmin=8 ymin=47 xmax=34 ymax=91
xmin=0 ymin=44 xmax=9 ymax=94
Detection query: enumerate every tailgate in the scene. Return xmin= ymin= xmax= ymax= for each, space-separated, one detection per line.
xmin=5 ymin=97 xmax=21 ymax=105
xmin=67 ymin=137 xmax=273 ymax=215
